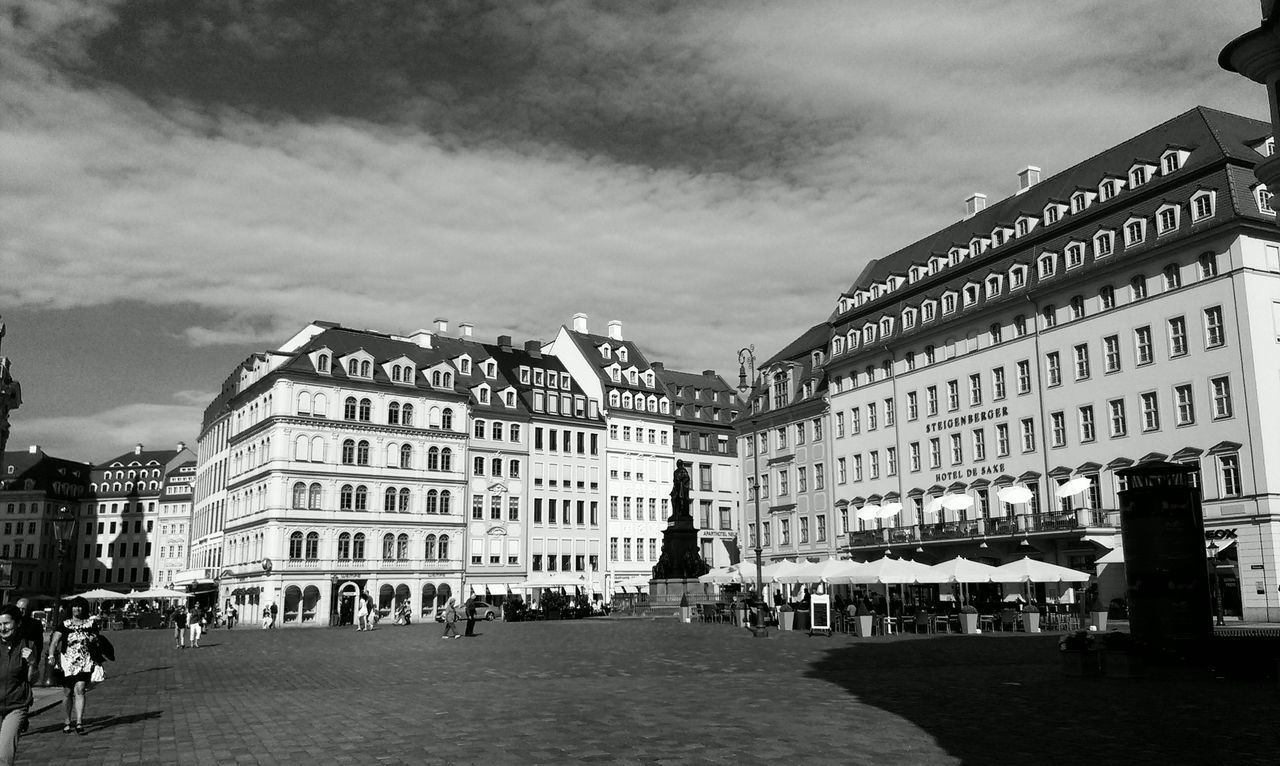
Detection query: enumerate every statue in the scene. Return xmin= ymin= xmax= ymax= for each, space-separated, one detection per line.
xmin=651 ymin=459 xmax=709 ymax=580
xmin=670 ymin=460 xmax=692 ymax=518
xmin=0 ymin=316 xmax=22 ymax=459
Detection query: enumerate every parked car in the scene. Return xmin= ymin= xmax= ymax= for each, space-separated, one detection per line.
xmin=435 ymin=600 xmax=500 ymax=621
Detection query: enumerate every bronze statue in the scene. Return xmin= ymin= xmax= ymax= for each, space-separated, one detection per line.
xmin=651 ymin=459 xmax=709 ymax=580
xmin=670 ymin=460 xmax=692 ymax=518
xmin=0 ymin=317 xmax=22 ymax=459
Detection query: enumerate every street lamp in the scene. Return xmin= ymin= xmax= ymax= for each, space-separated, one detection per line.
xmin=41 ymin=504 xmax=77 ymax=686
xmin=1206 ymin=540 xmax=1226 ymax=627
xmin=737 ymin=345 xmax=767 ymax=636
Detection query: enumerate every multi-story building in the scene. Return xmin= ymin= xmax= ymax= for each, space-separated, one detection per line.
xmin=198 ymin=321 xmax=471 ymax=625
xmin=546 ymin=314 xmax=675 ymax=593
xmin=81 ymin=443 xmax=194 ymax=593
xmin=735 ymin=325 xmax=835 ymax=573
xmin=801 ymin=106 xmax=1280 ymax=620
xmin=0 ymin=445 xmax=91 ymax=601
xmin=156 ymin=458 xmax=195 ymax=588
xmin=655 ymin=364 xmax=742 ymax=568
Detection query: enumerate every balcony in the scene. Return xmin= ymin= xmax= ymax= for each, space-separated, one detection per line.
xmin=846 ymin=508 xmax=1118 ymax=551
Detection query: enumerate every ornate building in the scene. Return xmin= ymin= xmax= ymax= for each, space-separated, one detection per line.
xmin=0 ymin=445 xmax=91 ymax=602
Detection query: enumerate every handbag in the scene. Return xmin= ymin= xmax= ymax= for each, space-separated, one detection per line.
xmin=90 ymin=664 xmax=105 ymax=683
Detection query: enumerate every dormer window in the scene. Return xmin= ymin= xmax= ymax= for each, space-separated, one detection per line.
xmin=310 ymin=348 xmax=333 ymax=375
xmin=922 ymin=300 xmax=937 ymax=322
xmin=929 ymin=256 xmax=947 ymax=274
xmin=1191 ymin=190 xmax=1216 ymax=221
xmin=838 ymin=297 xmax=850 ymax=313
xmin=504 ymin=390 xmax=516 ymax=407
xmin=1160 ymin=148 xmax=1189 ymax=174
xmin=1093 ymin=230 xmax=1115 ymax=258
xmin=1065 ymin=242 xmax=1085 ymax=269
xmin=519 ymin=367 xmax=530 ymax=384
xmin=862 ymin=322 xmax=877 ymax=343
xmin=985 ymin=274 xmax=1002 ymax=298
xmin=1070 ymin=191 xmax=1089 ymax=214
xmin=1156 ymin=203 xmax=1180 ymax=235
xmin=600 ymin=344 xmax=612 ymax=359
xmin=1124 ymin=217 xmax=1147 ymax=246
xmin=1043 ymin=202 xmax=1066 ymax=225
xmin=1009 ymin=264 xmax=1028 ymax=289
xmin=968 ymin=238 xmax=988 ymax=257
xmin=1257 ymin=185 xmax=1275 ymax=215
xmin=941 ymin=291 xmax=958 ymax=315
xmin=1129 ymin=162 xmax=1157 ymax=189
xmin=887 ymin=275 xmax=905 ymax=291
xmin=811 ymin=350 xmax=824 ymax=367
xmin=870 ymin=283 xmax=882 ymax=299
xmin=343 ymin=352 xmax=374 ymax=379
xmin=879 ymin=317 xmax=894 ymax=337
xmin=608 ymin=365 xmax=620 ymax=383
xmin=1098 ymin=178 xmax=1121 ymax=201
xmin=457 ymin=357 xmax=471 ymax=375
xmin=627 ymin=369 xmax=638 ymax=385
xmin=848 ymin=329 xmax=861 ymax=348
xmin=950 ymin=246 xmax=968 ymax=266
xmin=1037 ymin=252 xmax=1058 ymax=279
xmin=533 ymin=369 xmax=544 ymax=386
xmin=1262 ymin=137 xmax=1276 ymax=157
xmin=962 ymin=283 xmax=980 ymax=307
xmin=833 ymin=336 xmax=845 ymax=355
xmin=617 ymin=347 xmax=628 ymax=363
xmin=483 ymin=360 xmax=496 ymax=378
xmin=901 ymin=307 xmax=918 ymax=329
xmin=1016 ymin=216 xmax=1037 ymax=237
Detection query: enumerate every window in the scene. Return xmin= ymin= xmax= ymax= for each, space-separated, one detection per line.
xmin=1162 ymin=151 xmax=1182 ymax=174
xmin=1163 ymin=264 xmax=1182 ymax=290
xmin=1020 ymin=418 xmax=1036 ymax=452
xmin=925 ymin=345 xmax=936 ymax=364
xmin=906 ymin=391 xmax=918 ymax=420
xmin=1037 ymin=253 xmax=1057 ymax=278
xmin=1174 ymin=384 xmax=1195 ymax=425
xmin=1211 ymin=376 xmax=1233 ymax=419
xmin=1135 ymin=326 xmax=1153 ymax=365
xmin=946 ymin=380 xmax=960 ymax=411
xmin=1010 ymin=265 xmax=1028 ymax=289
xmin=1100 ymin=285 xmax=1115 ymax=310
xmin=1016 ymin=360 xmax=1031 ymax=394
xmin=1192 ymin=191 xmax=1216 ymax=221
xmin=1168 ymin=316 xmax=1188 ymax=357
xmin=1050 ymin=412 xmax=1066 ymax=447
xmin=1219 ymin=454 xmax=1241 ymax=497
xmin=995 ymin=424 xmax=1010 ymax=457
xmin=989 ymin=322 xmax=1002 ymax=344
xmin=1108 ymin=399 xmax=1128 ymax=437
xmin=926 ymin=386 xmax=938 ymax=416
xmin=992 ymin=367 xmax=1006 ymax=400
xmin=972 ymin=429 xmax=986 ymax=461
xmin=1141 ymin=391 xmax=1160 ymax=431
xmin=1013 ymin=314 xmax=1027 ymax=337
xmin=1070 ymin=295 xmax=1085 ymax=320
xmin=1130 ymin=165 xmax=1148 ymax=188
xmin=1073 ymin=344 xmax=1090 ymax=380
xmin=1094 ymin=231 xmax=1114 ymax=258
xmin=851 ymin=407 xmax=861 ymax=434
xmin=1204 ymin=306 xmax=1225 ymax=348
xmin=949 ymin=434 xmax=963 ymax=465
xmin=1124 ymin=218 xmax=1146 ymax=246
xmin=1066 ymin=243 xmax=1084 ymax=269
xmin=1046 ymin=352 xmax=1061 ymax=387
xmin=1103 ymin=335 xmax=1121 ymax=373
xmin=928 ymin=439 xmax=941 ymax=469
xmin=1078 ymin=405 xmax=1096 ymax=442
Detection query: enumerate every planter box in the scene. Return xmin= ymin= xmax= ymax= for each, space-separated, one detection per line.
xmin=680 ymin=606 xmax=692 ymax=623
xmin=1102 ymin=650 xmax=1145 ymax=678
xmin=855 ymin=615 xmax=875 ymax=637
xmin=778 ymin=611 xmax=794 ymax=631
xmin=1061 ymin=649 xmax=1103 ymax=677
xmin=1090 ymin=611 xmax=1108 ymax=632
xmin=959 ymin=613 xmax=980 ymax=634
xmin=1022 ymin=612 xmax=1041 ymax=633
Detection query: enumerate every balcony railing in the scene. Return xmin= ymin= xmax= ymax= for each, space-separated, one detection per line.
xmin=223 ymin=557 xmax=461 ymax=573
xmin=846 ymin=509 xmax=1118 ymax=550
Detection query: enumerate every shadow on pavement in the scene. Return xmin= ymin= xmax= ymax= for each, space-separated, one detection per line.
xmin=806 ymin=634 xmax=1277 ymax=765
xmin=82 ymin=711 xmax=164 ymax=731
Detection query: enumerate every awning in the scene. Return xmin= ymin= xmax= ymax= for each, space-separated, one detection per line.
xmin=1096 ymin=547 xmax=1124 ymax=564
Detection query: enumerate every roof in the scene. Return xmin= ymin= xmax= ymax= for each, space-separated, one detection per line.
xmin=563 ymin=330 xmax=664 ymax=395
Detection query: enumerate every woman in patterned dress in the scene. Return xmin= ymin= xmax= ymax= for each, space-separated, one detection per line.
xmin=49 ymin=597 xmax=99 ymax=735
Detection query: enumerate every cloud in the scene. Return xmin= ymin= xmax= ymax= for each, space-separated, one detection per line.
xmin=11 ymin=402 xmax=201 ymax=463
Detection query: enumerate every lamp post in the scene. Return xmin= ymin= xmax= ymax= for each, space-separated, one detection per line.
xmin=737 ymin=345 xmax=767 ymax=636
xmin=1206 ymin=540 xmax=1226 ymax=627
xmin=41 ymin=504 xmax=77 ymax=686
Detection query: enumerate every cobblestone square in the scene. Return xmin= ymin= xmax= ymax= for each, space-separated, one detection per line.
xmin=17 ymin=619 xmax=1278 ymax=765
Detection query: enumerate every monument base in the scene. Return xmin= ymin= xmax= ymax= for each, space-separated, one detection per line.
xmin=648 ymin=578 xmax=709 ymax=609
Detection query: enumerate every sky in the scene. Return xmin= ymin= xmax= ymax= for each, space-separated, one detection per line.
xmin=0 ymin=0 xmax=1270 ymax=464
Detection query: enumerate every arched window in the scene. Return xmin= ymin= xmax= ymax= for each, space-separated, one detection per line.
xmin=382 ymin=533 xmax=395 ymax=560
xmin=440 ymin=490 xmax=451 ymax=514
xmin=432 ymin=370 xmax=441 ymax=386
xmin=342 ymin=439 xmax=355 ymax=465
xmin=340 ymin=485 xmax=354 ymax=510
xmin=426 ymin=489 xmax=438 ymax=514
xmin=359 ymin=399 xmax=372 ymax=422
xmin=313 ymin=393 xmax=327 ymax=414
xmin=305 ymin=532 xmax=319 ymax=560
xmin=386 ymin=443 xmax=399 ymax=466
xmin=295 ymin=434 xmax=310 ymax=461
xmin=292 ymin=482 xmax=307 ymax=509
xmin=438 ymin=534 xmax=450 ymax=560
xmin=297 ymin=391 xmax=310 ymax=414
xmin=388 ymin=402 xmax=400 ymax=425
xmin=396 ymin=533 xmax=409 ymax=560
xmin=428 ymin=447 xmax=440 ymax=471
xmin=398 ymin=488 xmax=410 ymax=512
xmin=311 ymin=436 xmax=325 ymax=462
xmin=354 ymin=485 xmax=368 ymax=511
xmin=400 ymin=444 xmax=412 ymax=469
xmin=384 ymin=487 xmax=397 ymax=512
xmin=352 ymin=533 xmax=366 ymax=560
xmin=289 ymin=531 xmax=304 ymax=560
xmin=347 ymin=359 xmax=359 ymax=376
xmin=344 ymin=397 xmax=357 ymax=420
xmin=491 ymin=458 xmax=503 ymax=477
xmin=360 ymin=360 xmax=371 ymax=377
xmin=441 ymin=408 xmax=454 ymax=430
xmin=424 ymin=534 xmax=437 ymax=560
xmin=440 ymin=448 xmax=453 ymax=472
xmin=401 ymin=404 xmax=414 ymax=425
xmin=337 ymin=532 xmax=351 ymax=560
xmin=357 ymin=440 xmax=370 ymax=465
xmin=308 ymin=483 xmax=322 ymax=509
xmin=474 ymin=420 xmax=486 ymax=439
xmin=318 ymin=354 xmax=330 ymax=373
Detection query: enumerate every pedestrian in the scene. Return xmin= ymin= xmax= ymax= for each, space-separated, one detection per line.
xmin=172 ymin=604 xmax=188 ymax=649
xmin=463 ymin=596 xmax=477 ymax=637
xmin=355 ymin=591 xmax=369 ymax=632
xmin=10 ymin=599 xmax=42 ymax=736
xmin=0 ymin=604 xmax=38 ymax=764
xmin=268 ymin=602 xmax=278 ymax=629
xmin=49 ymin=597 xmax=99 ymax=736
xmin=227 ymin=605 xmax=238 ymax=630
xmin=365 ymin=593 xmax=377 ymax=630
xmin=441 ymin=598 xmax=460 ymax=639
xmin=261 ymin=604 xmax=272 ymax=630
xmin=188 ymin=606 xmax=203 ymax=648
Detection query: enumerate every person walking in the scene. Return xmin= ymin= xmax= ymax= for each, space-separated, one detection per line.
xmin=10 ymin=600 xmax=41 ymax=736
xmin=0 ymin=604 xmax=38 ymax=765
xmin=227 ymin=605 xmax=238 ymax=630
xmin=463 ymin=596 xmax=477 ymax=637
xmin=268 ymin=602 xmax=278 ymax=629
xmin=188 ymin=606 xmax=203 ymax=649
xmin=441 ymin=598 xmax=460 ymax=639
xmin=172 ymin=605 xmax=188 ymax=649
xmin=355 ymin=591 xmax=369 ymax=632
xmin=49 ymin=597 xmax=99 ymax=736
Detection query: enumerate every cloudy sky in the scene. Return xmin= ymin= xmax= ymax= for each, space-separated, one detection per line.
xmin=0 ymin=0 xmax=1269 ymax=463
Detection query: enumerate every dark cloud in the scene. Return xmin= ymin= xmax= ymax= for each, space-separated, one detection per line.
xmin=31 ymin=0 xmax=843 ymax=179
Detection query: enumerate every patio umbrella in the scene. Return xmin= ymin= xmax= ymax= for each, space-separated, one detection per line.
xmin=927 ymin=556 xmax=1001 ymax=605
xmin=992 ymin=556 xmax=1092 ymax=603
xmin=775 ymin=557 xmax=861 ymax=585
xmin=65 ymin=588 xmax=128 ymax=600
xmin=827 ymin=556 xmax=931 ymax=586
xmin=1055 ymin=476 xmax=1092 ymax=498
xmin=758 ymin=559 xmax=806 ymax=582
xmin=923 ymin=496 xmax=944 ymax=516
xmin=856 ymin=504 xmax=881 ymax=522
xmin=940 ymin=494 xmax=974 ymax=511
xmin=129 ymin=587 xmax=189 ymax=599
xmin=877 ymin=502 xmax=904 ymax=520
xmin=997 ymin=485 xmax=1033 ymax=506
xmin=613 ymin=575 xmax=652 ymax=590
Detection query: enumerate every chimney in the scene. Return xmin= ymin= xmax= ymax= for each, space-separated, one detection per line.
xmin=176 ymin=441 xmax=186 ymax=453
xmin=459 ymin=322 xmax=473 ymax=338
xmin=964 ymin=193 xmax=987 ymax=219
xmin=702 ymin=369 xmax=716 ymax=378
xmin=135 ymin=444 xmax=143 ymax=454
xmin=497 ymin=335 xmax=513 ymax=353
xmin=434 ymin=317 xmax=448 ymax=334
xmin=572 ymin=313 xmax=588 ymax=333
xmin=607 ymin=320 xmax=623 ymax=341
xmin=524 ymin=340 xmax=542 ymax=358
xmin=27 ymin=445 xmax=40 ymax=454
xmin=407 ymin=329 xmax=433 ymax=348
xmin=1017 ymin=166 xmax=1041 ymax=194
xmin=650 ymin=361 xmax=665 ymax=373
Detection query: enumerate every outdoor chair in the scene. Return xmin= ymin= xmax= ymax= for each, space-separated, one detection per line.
xmin=978 ymin=614 xmax=996 ymax=632
xmin=932 ymin=614 xmax=951 ymax=634
xmin=913 ymin=612 xmax=930 ymax=634
xmin=999 ymin=610 xmax=1019 ymax=631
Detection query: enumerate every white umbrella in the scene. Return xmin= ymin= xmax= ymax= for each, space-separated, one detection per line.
xmin=775 ymin=557 xmax=862 ymax=584
xmin=758 ymin=559 xmax=806 ymax=582
xmin=997 ymin=485 xmax=1033 ymax=505
xmin=856 ymin=504 xmax=881 ymax=522
xmin=1055 ymin=476 xmax=1092 ymax=498
xmin=923 ymin=496 xmax=944 ymax=516
xmin=65 ymin=588 xmax=129 ymax=600
xmin=877 ymin=502 xmax=904 ymax=520
xmin=940 ymin=494 xmax=974 ymax=511
xmin=992 ymin=556 xmax=1092 ymax=583
xmin=928 ymin=556 xmax=1000 ymax=584
xmin=129 ymin=587 xmax=189 ymax=599
xmin=828 ymin=556 xmax=932 ymax=585
xmin=613 ymin=575 xmax=652 ymax=590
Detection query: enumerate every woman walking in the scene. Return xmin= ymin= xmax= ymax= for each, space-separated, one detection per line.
xmin=0 ymin=604 xmax=38 ymax=765
xmin=355 ymin=591 xmax=369 ymax=631
xmin=49 ymin=597 xmax=99 ymax=735
xmin=187 ymin=606 xmax=203 ymax=649
xmin=441 ymin=598 xmax=460 ymax=639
